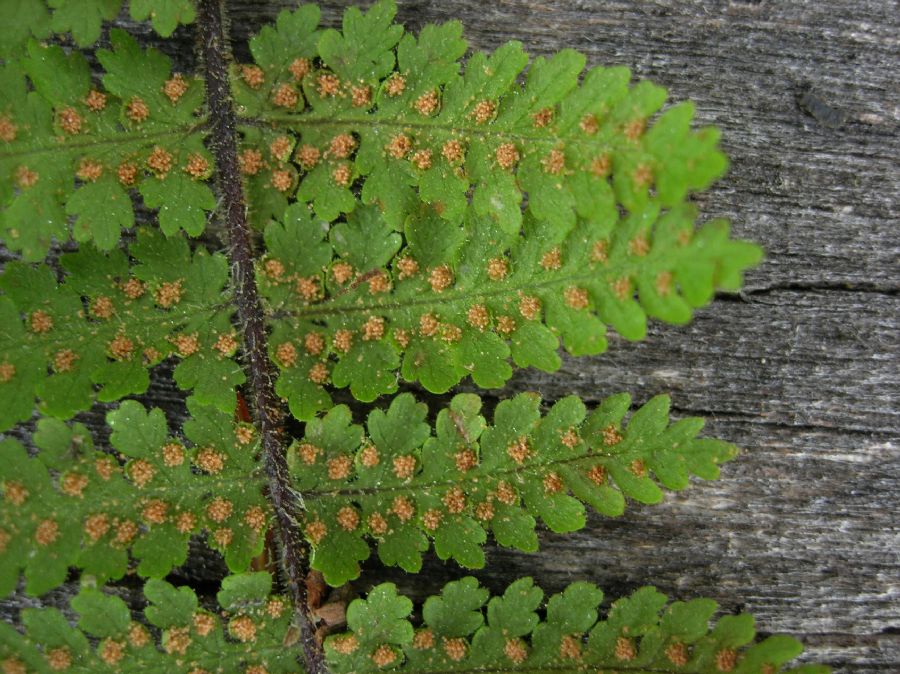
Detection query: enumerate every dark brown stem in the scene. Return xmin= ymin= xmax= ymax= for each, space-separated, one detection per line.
xmin=194 ymin=1 xmax=326 ymax=672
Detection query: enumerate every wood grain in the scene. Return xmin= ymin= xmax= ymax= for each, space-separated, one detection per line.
xmin=1 ymin=2 xmax=897 ymax=673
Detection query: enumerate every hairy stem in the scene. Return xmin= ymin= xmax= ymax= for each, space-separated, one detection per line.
xmin=195 ymin=1 xmax=325 ymax=672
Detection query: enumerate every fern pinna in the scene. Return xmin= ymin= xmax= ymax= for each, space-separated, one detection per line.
xmin=0 ymin=1 xmax=825 ymax=674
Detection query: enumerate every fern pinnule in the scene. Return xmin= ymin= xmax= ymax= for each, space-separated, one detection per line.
xmin=0 ymin=0 xmax=196 ymax=51
xmin=0 ymin=572 xmax=298 ymax=673
xmin=0 ymin=228 xmax=243 ymax=430
xmin=262 ymin=199 xmax=761 ymax=412
xmin=327 ymin=577 xmax=830 ymax=674
xmin=237 ymin=1 xmax=728 ymax=233
xmin=287 ymin=391 xmax=736 ymax=587
xmin=0 ymin=397 xmax=268 ymax=595
xmin=0 ymin=32 xmax=211 ymax=260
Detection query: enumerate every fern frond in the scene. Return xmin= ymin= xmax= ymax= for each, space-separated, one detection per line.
xmin=261 ymin=199 xmax=761 ymax=409
xmin=0 ymin=228 xmax=242 ymax=429
xmin=0 ymin=397 xmax=268 ymax=596
xmin=238 ymin=1 xmax=728 ymax=232
xmin=0 ymin=0 xmax=196 ymax=53
xmin=326 ymin=577 xmax=828 ymax=674
xmin=0 ymin=572 xmax=299 ymax=673
xmin=288 ymin=391 xmax=736 ymax=586
xmin=0 ymin=5 xmax=828 ymax=674
xmin=0 ymin=31 xmax=210 ymax=259
xmin=235 ymin=0 xmax=761 ymax=408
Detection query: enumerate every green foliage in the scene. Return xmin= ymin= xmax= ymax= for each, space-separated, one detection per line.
xmin=262 ymin=200 xmax=760 ymax=410
xmin=0 ymin=31 xmax=209 ymax=259
xmin=0 ymin=397 xmax=268 ymax=596
xmin=0 ymin=3 xmax=827 ymax=674
xmin=239 ymin=1 xmax=760 ymax=408
xmin=237 ymin=1 xmax=728 ymax=230
xmin=0 ymin=573 xmax=299 ymax=673
xmin=130 ymin=0 xmax=196 ymax=38
xmin=0 ymin=0 xmax=196 ymax=53
xmin=0 ymin=228 xmax=241 ymax=430
xmin=288 ymin=391 xmax=736 ymax=586
xmin=327 ymin=577 xmax=829 ymax=674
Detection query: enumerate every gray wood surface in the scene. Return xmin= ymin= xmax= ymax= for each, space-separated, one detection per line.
xmin=2 ymin=1 xmax=897 ymax=673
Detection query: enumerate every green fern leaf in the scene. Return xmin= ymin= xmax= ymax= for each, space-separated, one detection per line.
xmin=326 ymin=577 xmax=828 ymax=674
xmin=48 ymin=0 xmax=121 ymax=47
xmin=0 ymin=34 xmax=209 ymax=259
xmin=0 ymin=397 xmax=269 ymax=595
xmin=318 ymin=1 xmax=403 ymax=83
xmin=237 ymin=0 xmax=728 ymax=231
xmin=262 ymin=199 xmax=761 ymax=407
xmin=70 ymin=586 xmax=132 ymax=637
xmin=0 ymin=574 xmax=299 ymax=673
xmin=0 ymin=0 xmax=195 ymax=53
xmin=0 ymin=6 xmax=829 ymax=674
xmin=66 ymin=174 xmax=135 ymax=248
xmin=0 ymin=229 xmax=241 ymax=428
xmin=232 ymin=4 xmax=321 ymax=117
xmin=130 ymin=0 xmax=197 ymax=37
xmin=288 ymin=391 xmax=736 ymax=586
xmin=0 ymin=0 xmax=51 ymax=57
xmin=231 ymin=0 xmax=760 ymax=405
